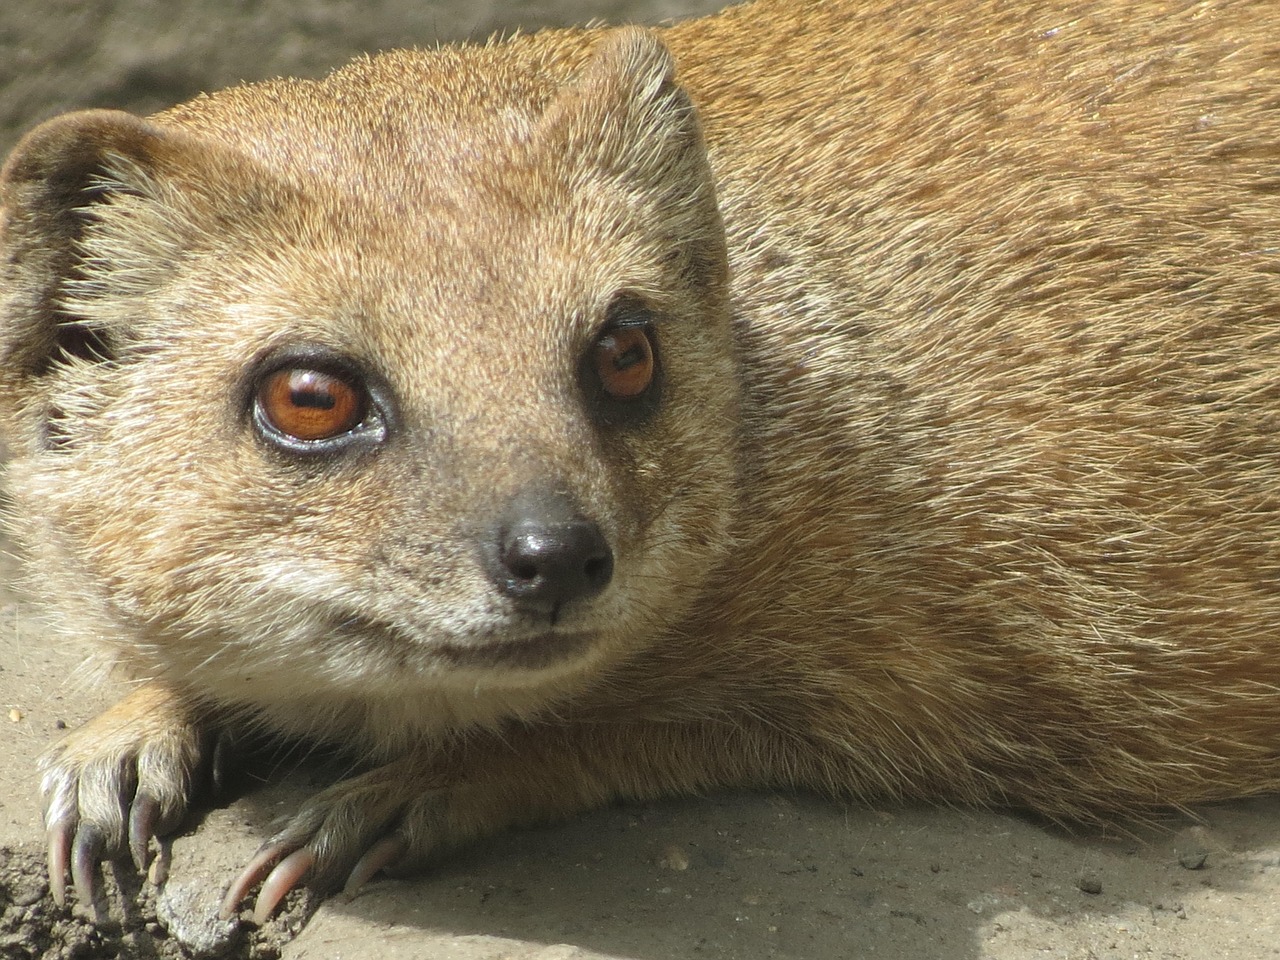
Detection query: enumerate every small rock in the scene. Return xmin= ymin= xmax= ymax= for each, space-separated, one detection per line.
xmin=1178 ymin=851 xmax=1209 ymax=870
xmin=659 ymin=844 xmax=690 ymax=871
xmin=156 ymin=879 xmax=239 ymax=958
xmin=965 ymin=893 xmax=1000 ymax=914
xmin=12 ymin=879 xmax=47 ymax=907
xmin=1077 ymin=874 xmax=1103 ymax=895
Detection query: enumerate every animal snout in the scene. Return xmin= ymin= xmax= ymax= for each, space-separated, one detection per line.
xmin=488 ymin=490 xmax=614 ymax=618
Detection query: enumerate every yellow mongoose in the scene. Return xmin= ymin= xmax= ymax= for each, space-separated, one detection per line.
xmin=3 ymin=0 xmax=1280 ymax=922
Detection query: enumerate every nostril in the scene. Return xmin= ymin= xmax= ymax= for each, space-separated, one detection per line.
xmin=507 ymin=554 xmax=541 ymax=583
xmin=583 ymin=553 xmax=613 ymax=589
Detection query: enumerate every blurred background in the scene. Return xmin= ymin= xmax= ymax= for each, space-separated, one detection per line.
xmin=1 ymin=0 xmax=730 ymax=157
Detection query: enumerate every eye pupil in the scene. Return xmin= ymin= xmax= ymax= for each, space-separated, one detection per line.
xmin=290 ymin=385 xmax=336 ymax=410
xmin=613 ymin=346 xmax=645 ymax=371
xmin=594 ymin=327 xmax=655 ymax=400
xmin=257 ymin=367 xmax=365 ymax=442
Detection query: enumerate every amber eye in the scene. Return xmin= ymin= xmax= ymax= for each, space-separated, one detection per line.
xmin=256 ymin=367 xmax=366 ymax=442
xmin=592 ymin=326 xmax=656 ymax=400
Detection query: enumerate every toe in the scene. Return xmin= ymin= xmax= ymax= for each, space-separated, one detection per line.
xmin=344 ymin=834 xmax=407 ymax=894
xmin=70 ymin=822 xmax=106 ymax=907
xmin=252 ymin=847 xmax=317 ymax=924
xmin=128 ymin=792 xmax=160 ymax=871
xmin=47 ymin=821 xmax=73 ymax=907
xmin=220 ymin=842 xmax=293 ymax=920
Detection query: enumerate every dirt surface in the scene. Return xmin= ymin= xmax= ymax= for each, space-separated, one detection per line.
xmin=5 ymin=1 xmax=1280 ymax=958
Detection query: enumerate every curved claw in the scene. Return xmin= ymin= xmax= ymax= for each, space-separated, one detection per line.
xmin=70 ymin=823 xmax=106 ymax=908
xmin=253 ymin=847 xmax=316 ymax=925
xmin=128 ymin=792 xmax=160 ymax=871
xmin=344 ymin=835 xmax=407 ymax=894
xmin=47 ymin=822 xmax=73 ymax=907
xmin=219 ymin=843 xmax=291 ymax=920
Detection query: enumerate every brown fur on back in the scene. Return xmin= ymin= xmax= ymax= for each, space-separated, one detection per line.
xmin=668 ymin=0 xmax=1280 ymax=816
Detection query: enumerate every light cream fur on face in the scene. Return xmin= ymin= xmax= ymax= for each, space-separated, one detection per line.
xmin=3 ymin=0 xmax=1280 ymax=922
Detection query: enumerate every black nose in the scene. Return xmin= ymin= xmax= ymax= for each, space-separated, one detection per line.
xmin=489 ymin=492 xmax=614 ymax=617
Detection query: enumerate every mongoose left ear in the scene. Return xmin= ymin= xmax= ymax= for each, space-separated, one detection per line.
xmin=1 ymin=110 xmax=165 ymax=370
xmin=0 ymin=110 xmax=195 ymax=447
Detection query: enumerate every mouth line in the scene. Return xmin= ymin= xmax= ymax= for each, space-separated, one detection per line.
xmin=332 ymin=613 xmax=598 ymax=672
xmin=436 ymin=630 xmax=596 ymax=670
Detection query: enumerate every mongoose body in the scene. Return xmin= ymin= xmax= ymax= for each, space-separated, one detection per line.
xmin=3 ymin=0 xmax=1280 ymax=918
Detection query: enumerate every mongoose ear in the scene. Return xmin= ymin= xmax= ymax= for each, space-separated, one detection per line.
xmin=0 ymin=110 xmax=188 ymax=443
xmin=540 ymin=28 xmax=704 ymax=187
xmin=539 ymin=29 xmax=726 ymax=292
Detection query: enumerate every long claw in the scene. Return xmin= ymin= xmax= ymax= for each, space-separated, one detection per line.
xmin=48 ymin=823 xmax=72 ymax=907
xmin=344 ymin=835 xmax=407 ymax=894
xmin=128 ymin=792 xmax=159 ymax=871
xmin=219 ymin=843 xmax=290 ymax=920
xmin=252 ymin=847 xmax=315 ymax=924
xmin=70 ymin=823 xmax=105 ymax=907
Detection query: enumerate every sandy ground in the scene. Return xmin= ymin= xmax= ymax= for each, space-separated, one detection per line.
xmin=4 ymin=1 xmax=1280 ymax=958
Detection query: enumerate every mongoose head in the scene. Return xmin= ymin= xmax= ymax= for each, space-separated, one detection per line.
xmin=0 ymin=29 xmax=738 ymax=741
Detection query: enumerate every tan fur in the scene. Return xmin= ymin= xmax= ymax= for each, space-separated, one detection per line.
xmin=4 ymin=0 xmax=1280 ymax=908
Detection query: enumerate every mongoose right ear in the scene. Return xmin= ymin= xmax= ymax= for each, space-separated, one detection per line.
xmin=0 ymin=110 xmax=189 ymax=448
xmin=538 ymin=29 xmax=726 ymax=292
xmin=540 ymin=28 xmax=698 ymax=177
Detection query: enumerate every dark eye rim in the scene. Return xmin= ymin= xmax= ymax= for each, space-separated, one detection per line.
xmin=246 ymin=344 xmax=393 ymax=457
xmin=580 ymin=295 xmax=664 ymax=427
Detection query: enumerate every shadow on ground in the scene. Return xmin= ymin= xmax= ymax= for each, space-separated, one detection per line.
xmin=234 ymin=764 xmax=1280 ymax=960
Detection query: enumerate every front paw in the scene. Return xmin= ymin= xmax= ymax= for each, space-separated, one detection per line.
xmin=221 ymin=759 xmax=453 ymax=923
xmin=40 ymin=683 xmax=210 ymax=908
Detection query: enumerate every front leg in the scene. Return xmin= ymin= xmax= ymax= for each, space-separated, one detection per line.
xmin=41 ymin=679 xmax=211 ymax=906
xmin=225 ymin=719 xmax=823 ymax=923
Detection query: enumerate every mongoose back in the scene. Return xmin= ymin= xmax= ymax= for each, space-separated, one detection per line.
xmin=3 ymin=0 xmax=1280 ymax=920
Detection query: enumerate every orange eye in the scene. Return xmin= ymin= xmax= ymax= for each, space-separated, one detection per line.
xmin=256 ymin=368 xmax=365 ymax=442
xmin=593 ymin=327 xmax=655 ymax=400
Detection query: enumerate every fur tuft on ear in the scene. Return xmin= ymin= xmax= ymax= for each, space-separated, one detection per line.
xmin=539 ymin=28 xmax=703 ymax=187
xmin=0 ymin=110 xmax=192 ymax=448
xmin=577 ymin=26 xmax=682 ymax=122
xmin=537 ymin=28 xmax=726 ymax=295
